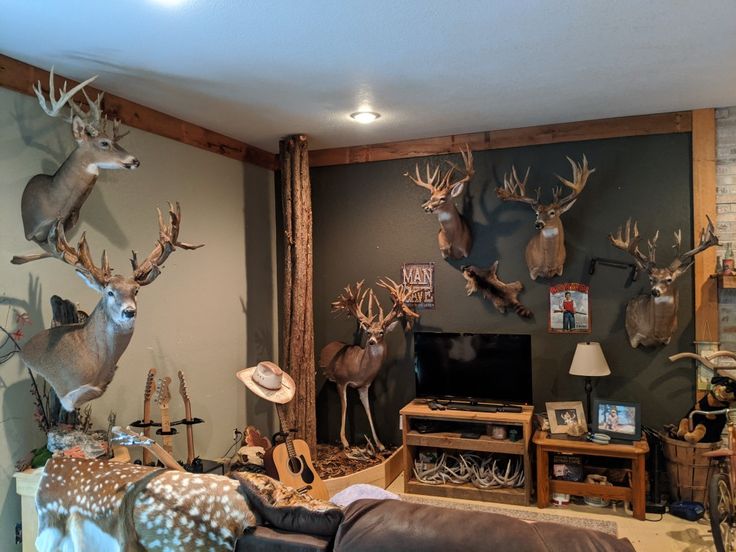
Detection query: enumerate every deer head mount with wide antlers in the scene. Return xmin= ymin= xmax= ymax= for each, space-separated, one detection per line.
xmin=12 ymin=68 xmax=139 ymax=265
xmin=497 ymin=156 xmax=594 ymax=280
xmin=609 ymin=216 xmax=718 ymax=348
xmin=319 ymin=278 xmax=419 ymax=451
xmin=20 ymin=202 xmax=203 ymax=411
xmin=405 ymin=145 xmax=475 ymax=260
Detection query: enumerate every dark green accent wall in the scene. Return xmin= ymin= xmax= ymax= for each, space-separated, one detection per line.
xmin=310 ymin=134 xmax=694 ymax=447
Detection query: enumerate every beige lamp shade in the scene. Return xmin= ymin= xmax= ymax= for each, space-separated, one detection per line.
xmin=569 ymin=342 xmax=611 ymax=377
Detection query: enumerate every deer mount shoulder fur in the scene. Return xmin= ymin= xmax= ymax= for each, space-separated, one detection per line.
xmin=12 ymin=68 xmax=139 ymax=266
xmin=609 ymin=217 xmax=718 ymax=348
xmin=405 ymin=145 xmax=474 ymax=260
xmin=497 ymin=156 xmax=594 ymax=280
xmin=319 ymin=278 xmax=419 ymax=451
xmin=461 ymin=261 xmax=532 ymax=318
xmin=20 ymin=203 xmax=203 ymax=411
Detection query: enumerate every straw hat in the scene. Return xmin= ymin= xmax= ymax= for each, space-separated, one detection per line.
xmin=236 ymin=361 xmax=295 ymax=404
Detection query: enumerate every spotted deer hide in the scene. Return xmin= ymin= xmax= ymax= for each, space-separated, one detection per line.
xmin=35 ymin=457 xmax=256 ymax=552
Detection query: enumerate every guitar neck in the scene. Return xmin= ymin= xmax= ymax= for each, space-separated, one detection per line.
xmin=160 ymin=405 xmax=173 ymax=455
xmin=183 ymin=401 xmax=195 ymax=465
xmin=276 ymin=405 xmax=297 ymax=459
xmin=142 ymin=399 xmax=153 ymax=465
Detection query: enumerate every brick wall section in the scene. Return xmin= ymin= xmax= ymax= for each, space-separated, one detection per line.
xmin=717 ymin=107 xmax=736 ymax=348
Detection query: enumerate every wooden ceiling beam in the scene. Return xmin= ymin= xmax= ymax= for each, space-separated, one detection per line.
xmin=0 ymin=54 xmax=278 ymax=171
xmin=309 ymin=111 xmax=692 ymax=167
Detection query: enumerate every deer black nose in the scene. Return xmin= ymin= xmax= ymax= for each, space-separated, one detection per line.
xmin=123 ymin=308 xmax=136 ymax=319
xmin=535 ymin=221 xmax=545 ymax=229
xmin=651 ymin=289 xmax=661 ymax=297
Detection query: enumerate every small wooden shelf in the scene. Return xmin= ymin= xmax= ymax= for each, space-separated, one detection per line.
xmin=401 ymin=401 xmax=534 ymax=506
xmin=711 ymin=273 xmax=736 ymax=288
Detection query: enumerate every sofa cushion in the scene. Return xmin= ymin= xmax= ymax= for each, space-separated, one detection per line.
xmin=236 ymin=526 xmax=332 ymax=552
xmin=231 ymin=472 xmax=342 ymax=537
xmin=333 ymin=499 xmax=636 ymax=552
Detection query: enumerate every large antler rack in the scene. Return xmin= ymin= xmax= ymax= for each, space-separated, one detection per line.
xmin=130 ymin=202 xmax=204 ymax=286
xmin=668 ymin=215 xmax=718 ymax=274
xmin=51 ymin=221 xmax=113 ymax=286
xmin=497 ymin=166 xmax=537 ymax=207
xmin=376 ymin=277 xmax=420 ymax=330
xmin=331 ymin=280 xmax=376 ymax=328
xmin=552 ymin=155 xmax=595 ymax=207
xmin=405 ymin=144 xmax=474 ymax=193
xmin=608 ymin=218 xmax=654 ymax=271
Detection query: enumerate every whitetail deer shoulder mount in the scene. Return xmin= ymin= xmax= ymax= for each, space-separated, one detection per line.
xmin=20 ymin=202 xmax=203 ymax=411
xmin=609 ymin=216 xmax=718 ymax=348
xmin=12 ymin=68 xmax=139 ymax=266
xmin=405 ymin=145 xmax=474 ymax=260
xmin=319 ymin=279 xmax=419 ymax=451
xmin=461 ymin=261 xmax=533 ymax=318
xmin=496 ymin=156 xmax=594 ymax=280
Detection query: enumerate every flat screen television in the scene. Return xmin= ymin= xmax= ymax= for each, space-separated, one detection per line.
xmin=414 ymin=332 xmax=532 ymax=405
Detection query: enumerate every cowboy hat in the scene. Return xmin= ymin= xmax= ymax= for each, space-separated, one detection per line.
xmin=236 ymin=361 xmax=295 ymax=404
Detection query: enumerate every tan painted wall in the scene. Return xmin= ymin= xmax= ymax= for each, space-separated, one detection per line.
xmin=0 ymin=87 xmax=275 ymax=549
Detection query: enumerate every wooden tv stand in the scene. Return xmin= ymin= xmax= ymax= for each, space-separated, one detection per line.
xmin=400 ymin=400 xmax=533 ymax=505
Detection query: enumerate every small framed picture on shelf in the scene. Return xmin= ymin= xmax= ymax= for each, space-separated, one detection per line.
xmin=592 ymin=399 xmax=641 ymax=441
xmin=545 ymin=401 xmax=586 ymax=434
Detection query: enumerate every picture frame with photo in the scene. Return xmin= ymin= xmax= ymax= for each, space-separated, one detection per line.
xmin=545 ymin=401 xmax=587 ymax=434
xmin=549 ymin=283 xmax=590 ymax=333
xmin=592 ymin=399 xmax=641 ymax=441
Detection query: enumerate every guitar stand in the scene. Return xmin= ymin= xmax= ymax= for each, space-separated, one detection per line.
xmin=130 ymin=417 xmax=205 ymax=432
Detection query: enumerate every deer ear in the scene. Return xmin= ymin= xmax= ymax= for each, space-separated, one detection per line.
xmin=386 ymin=320 xmax=401 ymax=333
xmin=558 ymin=198 xmax=577 ymax=214
xmin=450 ymin=182 xmax=465 ymax=198
xmin=76 ymin=269 xmax=103 ymax=292
xmin=72 ymin=116 xmax=88 ymax=143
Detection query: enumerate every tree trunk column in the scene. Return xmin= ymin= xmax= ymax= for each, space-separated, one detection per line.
xmin=280 ymin=134 xmax=316 ymax=454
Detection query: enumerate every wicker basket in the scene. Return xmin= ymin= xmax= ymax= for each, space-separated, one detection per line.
xmin=660 ymin=432 xmax=720 ymax=503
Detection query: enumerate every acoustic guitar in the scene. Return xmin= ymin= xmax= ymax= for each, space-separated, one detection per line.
xmin=266 ymin=405 xmax=329 ymax=500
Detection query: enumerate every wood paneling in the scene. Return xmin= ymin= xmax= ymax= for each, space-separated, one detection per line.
xmin=692 ymin=108 xmax=719 ymax=341
xmin=0 ymin=54 xmax=278 ymax=170
xmin=309 ymin=112 xmax=692 ymax=167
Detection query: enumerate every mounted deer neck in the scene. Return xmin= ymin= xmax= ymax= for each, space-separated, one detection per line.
xmin=497 ymin=156 xmax=594 ymax=280
xmin=609 ymin=217 xmax=718 ymax=348
xmin=405 ymin=145 xmax=474 ymax=259
xmin=319 ymin=278 xmax=418 ymax=451
xmin=12 ymin=68 xmax=139 ymax=265
xmin=20 ymin=202 xmax=203 ymax=411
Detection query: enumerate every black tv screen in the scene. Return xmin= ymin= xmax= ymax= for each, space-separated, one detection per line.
xmin=414 ymin=332 xmax=532 ymax=404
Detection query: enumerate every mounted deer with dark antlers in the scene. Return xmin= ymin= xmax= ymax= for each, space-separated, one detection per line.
xmin=609 ymin=217 xmax=718 ymax=348
xmin=12 ymin=68 xmax=139 ymax=265
xmin=319 ymin=279 xmax=419 ymax=450
xmin=20 ymin=202 xmax=202 ymax=411
xmin=405 ymin=145 xmax=474 ymax=259
xmin=497 ymin=156 xmax=594 ymax=280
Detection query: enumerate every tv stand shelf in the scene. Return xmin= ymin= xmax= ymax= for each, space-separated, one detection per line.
xmin=400 ymin=401 xmax=533 ymax=506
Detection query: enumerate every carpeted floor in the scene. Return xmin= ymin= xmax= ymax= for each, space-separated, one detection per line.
xmin=400 ymin=493 xmax=618 ymax=536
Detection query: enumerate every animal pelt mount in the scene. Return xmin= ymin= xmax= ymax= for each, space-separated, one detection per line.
xmin=461 ymin=262 xmax=532 ymax=318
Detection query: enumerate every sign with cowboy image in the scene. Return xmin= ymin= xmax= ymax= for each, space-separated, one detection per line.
xmin=549 ymin=283 xmax=590 ymax=333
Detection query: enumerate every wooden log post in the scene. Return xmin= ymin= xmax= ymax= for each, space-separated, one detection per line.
xmin=280 ymin=134 xmax=317 ymax=454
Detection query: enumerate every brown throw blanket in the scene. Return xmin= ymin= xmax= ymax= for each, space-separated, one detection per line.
xmin=35 ymin=457 xmax=256 ymax=551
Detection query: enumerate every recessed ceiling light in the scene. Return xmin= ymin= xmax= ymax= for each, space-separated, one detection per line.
xmin=350 ymin=111 xmax=381 ymax=124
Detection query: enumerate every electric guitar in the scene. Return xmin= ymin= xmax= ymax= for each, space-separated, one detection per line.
xmin=266 ymin=404 xmax=329 ymax=500
xmin=155 ymin=376 xmax=175 ymax=457
xmin=142 ymin=368 xmax=157 ymax=466
xmin=177 ymin=370 xmax=197 ymax=466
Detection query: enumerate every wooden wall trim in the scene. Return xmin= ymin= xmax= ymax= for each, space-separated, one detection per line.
xmin=692 ymin=108 xmax=719 ymax=342
xmin=0 ymin=54 xmax=278 ymax=171
xmin=309 ymin=111 xmax=692 ymax=167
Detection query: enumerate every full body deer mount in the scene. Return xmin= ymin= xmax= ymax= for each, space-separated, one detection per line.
xmin=319 ymin=279 xmax=419 ymax=451
xmin=405 ymin=145 xmax=474 ymax=259
xmin=609 ymin=217 xmax=718 ymax=348
xmin=20 ymin=202 xmax=202 ymax=411
xmin=461 ymin=262 xmax=533 ymax=318
xmin=12 ymin=68 xmax=139 ymax=265
xmin=497 ymin=156 xmax=594 ymax=280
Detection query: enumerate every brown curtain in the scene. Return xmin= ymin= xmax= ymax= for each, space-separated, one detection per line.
xmin=279 ymin=134 xmax=316 ymax=454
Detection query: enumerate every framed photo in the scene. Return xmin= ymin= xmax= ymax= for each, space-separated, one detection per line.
xmin=545 ymin=401 xmax=587 ymax=434
xmin=549 ymin=283 xmax=590 ymax=333
xmin=592 ymin=399 xmax=641 ymax=441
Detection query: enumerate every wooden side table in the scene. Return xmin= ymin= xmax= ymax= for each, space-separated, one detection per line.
xmin=533 ymin=430 xmax=649 ymax=520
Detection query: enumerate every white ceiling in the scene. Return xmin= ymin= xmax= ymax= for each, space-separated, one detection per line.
xmin=2 ymin=1 xmax=735 ymax=153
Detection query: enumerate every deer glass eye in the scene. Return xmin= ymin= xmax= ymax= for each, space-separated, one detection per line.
xmin=107 ymin=291 xmax=114 ymax=297
xmin=548 ymin=210 xmax=556 ymax=217
xmin=666 ymin=278 xmax=672 ymax=284
xmin=100 ymin=140 xmax=110 ymax=149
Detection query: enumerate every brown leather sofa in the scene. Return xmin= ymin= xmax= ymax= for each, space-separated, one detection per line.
xmin=237 ymin=498 xmax=637 ymax=552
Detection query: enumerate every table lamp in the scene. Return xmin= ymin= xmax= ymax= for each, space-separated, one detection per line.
xmin=569 ymin=341 xmax=611 ymax=424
